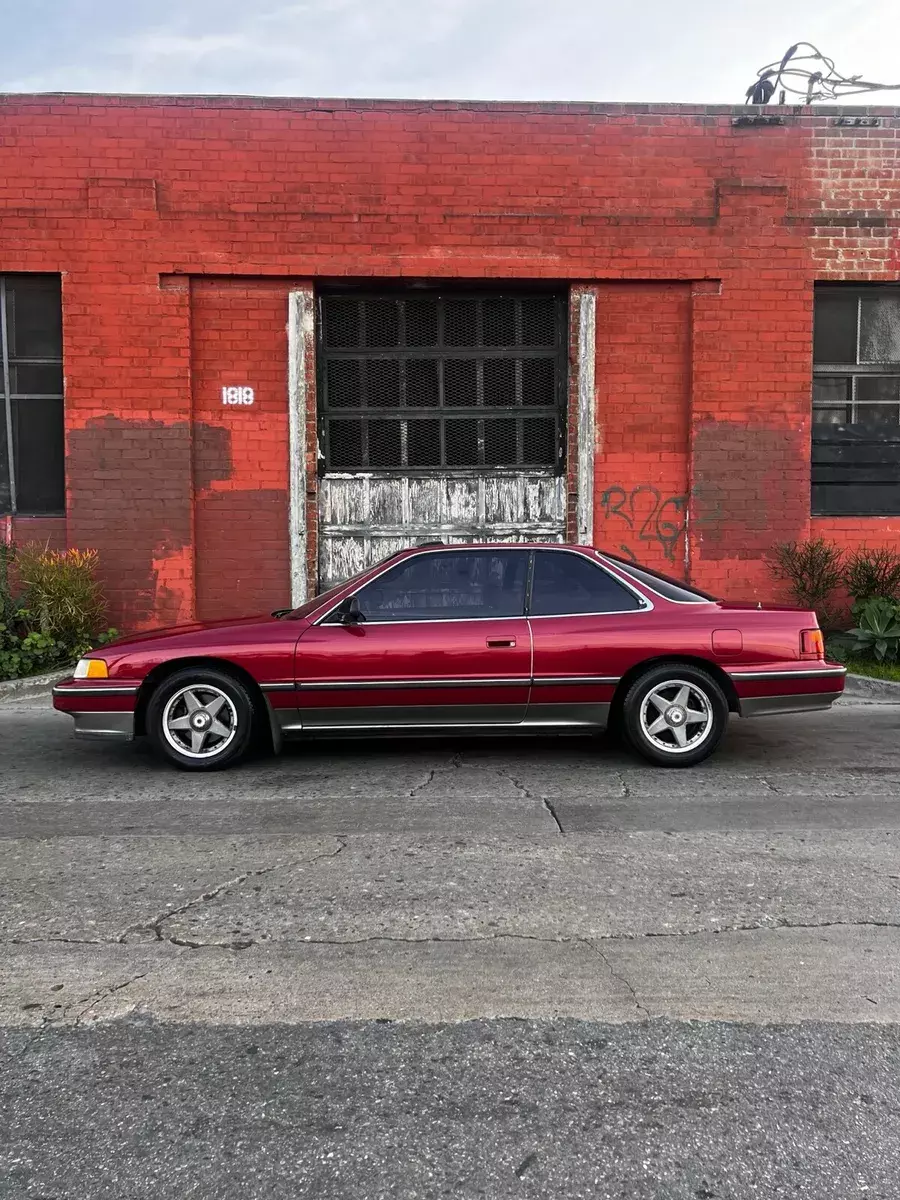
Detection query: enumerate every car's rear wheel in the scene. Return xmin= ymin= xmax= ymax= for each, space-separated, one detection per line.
xmin=147 ymin=668 xmax=255 ymax=771
xmin=621 ymin=664 xmax=727 ymax=767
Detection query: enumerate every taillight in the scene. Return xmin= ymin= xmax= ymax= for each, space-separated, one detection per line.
xmin=800 ymin=629 xmax=824 ymax=660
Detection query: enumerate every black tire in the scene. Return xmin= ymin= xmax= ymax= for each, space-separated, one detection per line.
xmin=147 ymin=667 xmax=256 ymax=771
xmin=620 ymin=663 xmax=728 ymax=768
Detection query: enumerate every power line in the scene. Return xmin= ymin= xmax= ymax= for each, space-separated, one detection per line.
xmin=746 ymin=42 xmax=900 ymax=105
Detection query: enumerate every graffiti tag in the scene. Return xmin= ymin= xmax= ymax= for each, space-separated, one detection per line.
xmin=599 ymin=485 xmax=688 ymax=562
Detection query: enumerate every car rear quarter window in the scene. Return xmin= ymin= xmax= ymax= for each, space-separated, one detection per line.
xmin=530 ymin=550 xmax=642 ymax=616
xmin=602 ymin=556 xmax=714 ymax=604
xmin=356 ymin=550 xmax=529 ymax=621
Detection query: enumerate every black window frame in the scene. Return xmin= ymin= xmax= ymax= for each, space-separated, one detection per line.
xmin=812 ymin=284 xmax=900 ymax=517
xmin=316 ymin=546 xmax=652 ymax=625
xmin=316 ymin=287 xmax=568 ymax=476
xmin=0 ymin=274 xmax=65 ymax=516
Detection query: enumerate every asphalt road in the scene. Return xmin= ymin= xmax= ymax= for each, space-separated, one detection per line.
xmin=2 ymin=694 xmax=900 ymax=1197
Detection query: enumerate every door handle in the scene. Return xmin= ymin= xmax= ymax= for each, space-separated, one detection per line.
xmin=486 ymin=638 xmax=516 ymax=648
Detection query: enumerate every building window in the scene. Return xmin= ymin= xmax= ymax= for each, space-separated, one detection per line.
xmin=318 ymin=290 xmax=566 ymax=474
xmin=0 ymin=275 xmax=65 ymax=515
xmin=813 ymin=286 xmax=900 ymax=515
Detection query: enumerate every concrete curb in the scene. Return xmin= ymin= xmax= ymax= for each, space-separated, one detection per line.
xmin=0 ymin=667 xmax=72 ymax=702
xmin=842 ymin=672 xmax=900 ymax=703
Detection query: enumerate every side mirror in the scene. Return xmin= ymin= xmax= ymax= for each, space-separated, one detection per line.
xmin=336 ymin=595 xmax=366 ymax=625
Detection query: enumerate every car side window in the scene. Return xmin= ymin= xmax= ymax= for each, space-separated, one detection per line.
xmin=530 ymin=550 xmax=642 ymax=616
xmin=353 ymin=550 xmax=528 ymax=622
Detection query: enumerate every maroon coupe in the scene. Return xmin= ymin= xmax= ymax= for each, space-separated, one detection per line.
xmin=52 ymin=543 xmax=846 ymax=770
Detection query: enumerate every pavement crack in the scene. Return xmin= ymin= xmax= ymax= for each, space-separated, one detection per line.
xmin=761 ymin=778 xmax=780 ymax=794
xmin=494 ymin=768 xmax=565 ymax=833
xmin=408 ymin=769 xmax=436 ymax=798
xmin=118 ymin=838 xmax=346 ymax=944
xmin=614 ymin=769 xmax=632 ymax=800
xmin=582 ymin=939 xmax=650 ymax=1020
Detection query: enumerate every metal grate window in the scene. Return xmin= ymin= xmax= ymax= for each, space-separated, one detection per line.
xmin=813 ymin=286 xmax=900 ymax=515
xmin=318 ymin=291 xmax=567 ymax=473
xmin=0 ymin=275 xmax=65 ymax=515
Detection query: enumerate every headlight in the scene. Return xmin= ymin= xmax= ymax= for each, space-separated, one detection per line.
xmin=74 ymin=658 xmax=109 ymax=680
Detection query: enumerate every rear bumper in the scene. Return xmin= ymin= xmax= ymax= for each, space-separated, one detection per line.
xmin=738 ymin=691 xmax=843 ymax=717
xmin=727 ymin=665 xmax=847 ymax=719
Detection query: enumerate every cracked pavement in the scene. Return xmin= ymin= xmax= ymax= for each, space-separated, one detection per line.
xmin=3 ymin=694 xmax=900 ymax=1196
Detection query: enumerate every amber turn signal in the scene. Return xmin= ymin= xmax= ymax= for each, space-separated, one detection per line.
xmin=74 ymin=658 xmax=109 ymax=679
xmin=800 ymin=629 xmax=825 ymax=660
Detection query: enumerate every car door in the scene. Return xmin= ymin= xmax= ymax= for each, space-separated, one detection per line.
xmin=293 ymin=548 xmax=531 ymax=729
xmin=526 ymin=548 xmax=649 ymax=727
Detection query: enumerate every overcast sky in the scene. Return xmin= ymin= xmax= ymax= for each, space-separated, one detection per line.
xmin=1 ymin=0 xmax=899 ymax=104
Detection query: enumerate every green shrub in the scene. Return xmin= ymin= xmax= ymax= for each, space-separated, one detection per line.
xmin=844 ymin=596 xmax=900 ymax=663
xmin=842 ymin=545 xmax=900 ymax=605
xmin=767 ymin=538 xmax=844 ymax=626
xmin=0 ymin=543 xmax=117 ymax=680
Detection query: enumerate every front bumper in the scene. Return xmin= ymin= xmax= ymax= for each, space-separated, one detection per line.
xmin=52 ymin=681 xmax=138 ymax=741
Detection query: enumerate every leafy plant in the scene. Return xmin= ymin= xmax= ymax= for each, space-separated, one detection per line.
xmin=767 ymin=538 xmax=844 ymax=624
xmin=0 ymin=542 xmax=117 ymax=680
xmin=842 ymin=546 xmax=900 ymax=605
xmin=15 ymin=545 xmax=107 ymax=649
xmin=845 ymin=596 xmax=900 ymax=663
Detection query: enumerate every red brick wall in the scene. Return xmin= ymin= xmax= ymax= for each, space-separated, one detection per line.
xmin=1 ymin=95 xmax=899 ymax=622
xmin=190 ymin=278 xmax=294 ymax=620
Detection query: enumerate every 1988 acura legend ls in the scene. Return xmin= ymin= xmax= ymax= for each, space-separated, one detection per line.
xmin=53 ymin=543 xmax=846 ymax=770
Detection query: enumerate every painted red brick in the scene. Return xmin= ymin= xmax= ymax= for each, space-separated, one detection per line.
xmin=1 ymin=95 xmax=898 ymax=623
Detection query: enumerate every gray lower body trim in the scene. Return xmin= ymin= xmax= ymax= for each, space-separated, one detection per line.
xmin=729 ymin=669 xmax=847 ymax=682
xmin=276 ymin=701 xmax=610 ymax=735
xmin=71 ymin=711 xmax=135 ymax=740
xmin=739 ymin=691 xmax=842 ymax=718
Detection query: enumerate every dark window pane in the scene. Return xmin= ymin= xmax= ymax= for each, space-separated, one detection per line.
xmin=7 ymin=276 xmax=62 ymax=359
xmin=531 ymin=550 xmax=642 ymax=616
xmin=444 ymin=299 xmax=478 ymax=347
xmin=813 ymin=293 xmax=858 ymax=364
xmin=13 ymin=398 xmax=65 ymax=512
xmin=860 ymin=295 xmax=900 ymax=363
xmin=444 ymin=359 xmax=477 ymax=406
xmin=368 ymin=419 xmax=402 ymax=467
xmin=326 ymin=360 xmax=362 ymax=407
xmin=328 ymin=420 xmax=363 ymax=469
xmin=324 ymin=298 xmax=361 ymax=349
xmin=10 ymin=363 xmax=63 ymax=395
xmin=522 ymin=358 xmax=555 ymax=406
xmin=482 ymin=297 xmax=516 ymax=347
xmin=483 ymin=358 xmax=516 ymax=406
xmin=523 ymin=417 xmax=556 ymax=465
xmin=813 ymin=376 xmax=851 ymax=413
xmin=855 ymin=375 xmax=900 ymax=427
xmin=407 ymin=419 xmax=441 ymax=467
xmin=445 ymin=419 xmax=478 ymax=466
xmin=364 ymin=298 xmax=400 ymax=348
xmin=366 ymin=360 xmax=401 ymax=408
xmin=521 ymin=297 xmax=557 ymax=347
xmin=484 ymin=418 xmax=517 ymax=466
xmin=405 ymin=359 xmax=439 ymax=408
xmin=356 ymin=550 xmax=528 ymax=621
xmin=404 ymin=299 xmax=438 ymax=347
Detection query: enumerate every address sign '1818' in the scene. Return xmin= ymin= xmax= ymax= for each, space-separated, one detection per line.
xmin=222 ymin=386 xmax=255 ymax=406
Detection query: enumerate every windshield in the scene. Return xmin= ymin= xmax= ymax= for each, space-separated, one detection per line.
xmin=285 ymin=548 xmax=415 ymax=620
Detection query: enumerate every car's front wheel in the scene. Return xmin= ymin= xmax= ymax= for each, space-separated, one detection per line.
xmin=147 ymin=668 xmax=255 ymax=770
xmin=621 ymin=664 xmax=727 ymax=768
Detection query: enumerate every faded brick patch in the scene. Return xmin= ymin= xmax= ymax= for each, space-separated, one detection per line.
xmin=691 ymin=422 xmax=808 ymax=561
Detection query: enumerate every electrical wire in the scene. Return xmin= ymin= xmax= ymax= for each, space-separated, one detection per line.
xmin=746 ymin=42 xmax=900 ymax=105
